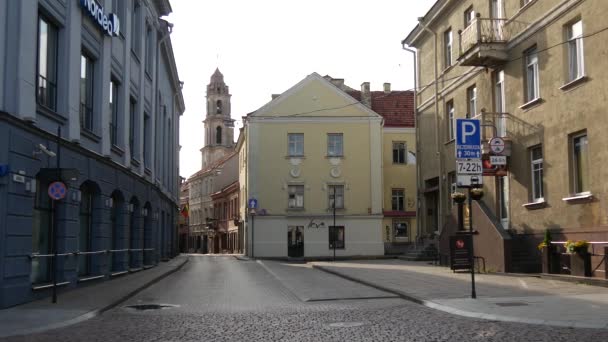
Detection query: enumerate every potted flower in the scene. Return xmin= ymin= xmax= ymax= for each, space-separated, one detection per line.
xmin=538 ymin=230 xmax=559 ymax=274
xmin=564 ymin=240 xmax=591 ymax=277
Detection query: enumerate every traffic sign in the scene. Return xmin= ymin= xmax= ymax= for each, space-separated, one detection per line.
xmin=456 ymin=159 xmax=482 ymax=174
xmin=48 ymin=181 xmax=67 ymax=200
xmin=455 ymin=119 xmax=481 ymax=158
xmin=489 ymin=137 xmax=505 ymax=155
xmin=456 ymin=174 xmax=483 ymax=187
xmin=490 ymin=156 xmax=507 ymax=165
xmin=248 ymin=198 xmax=258 ymax=209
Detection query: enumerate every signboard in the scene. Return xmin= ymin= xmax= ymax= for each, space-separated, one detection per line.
xmin=489 ymin=137 xmax=505 ymax=155
xmin=456 ymin=160 xmax=482 ymax=175
xmin=48 ymin=181 xmax=67 ymax=200
xmin=80 ymin=0 xmax=120 ymax=37
xmin=456 ymin=174 xmax=483 ymax=187
xmin=248 ymin=198 xmax=258 ymax=209
xmin=490 ymin=156 xmax=507 ymax=165
xmin=455 ymin=119 xmax=481 ymax=159
xmin=450 ymin=235 xmax=473 ymax=270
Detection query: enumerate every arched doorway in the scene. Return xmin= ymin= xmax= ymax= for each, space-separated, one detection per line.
xmin=30 ymin=175 xmax=52 ymax=284
xmin=109 ymin=191 xmax=125 ymax=272
xmin=78 ymin=181 xmax=100 ymax=277
xmin=129 ymin=197 xmax=140 ymax=269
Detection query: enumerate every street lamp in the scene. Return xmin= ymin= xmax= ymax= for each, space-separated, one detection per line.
xmin=249 ymin=208 xmax=256 ymax=258
xmin=468 ymin=187 xmax=484 ymax=299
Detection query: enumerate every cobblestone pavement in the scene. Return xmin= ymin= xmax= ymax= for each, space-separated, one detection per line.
xmin=4 ymin=256 xmax=608 ymax=342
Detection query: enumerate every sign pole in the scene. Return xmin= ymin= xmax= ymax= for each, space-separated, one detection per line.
xmin=251 ymin=214 xmax=254 ymax=258
xmin=332 ymin=186 xmax=336 ymax=262
xmin=468 ymin=188 xmax=477 ymax=299
xmin=52 ymin=126 xmax=61 ymax=303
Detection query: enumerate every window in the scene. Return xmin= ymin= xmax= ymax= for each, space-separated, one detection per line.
xmin=446 ymin=100 xmax=455 ymax=140
xmin=145 ymin=25 xmax=153 ymax=74
xmin=288 ymin=185 xmax=304 ymax=208
xmin=328 ymin=185 xmax=344 ymax=209
xmin=216 ymin=100 xmax=222 ymax=114
xmin=464 ymin=7 xmax=475 ymax=27
xmin=129 ymin=98 xmax=137 ymax=158
xmin=467 ymin=85 xmax=477 ymax=118
xmin=329 ymin=226 xmax=345 ymax=249
xmin=288 ymin=133 xmax=304 ymax=156
xmin=110 ymin=80 xmax=119 ymax=145
xmin=444 ymin=29 xmax=453 ymax=68
xmin=80 ymin=53 xmax=94 ymax=131
xmin=216 ymin=126 xmax=222 ymax=144
xmin=31 ymin=179 xmax=52 ymax=284
xmin=391 ymin=189 xmax=405 ymax=211
xmin=571 ymin=133 xmax=589 ymax=194
xmin=393 ymin=221 xmax=408 ymax=239
xmin=524 ymin=46 xmax=539 ymax=102
xmin=392 ymin=142 xmax=406 ymax=164
xmin=530 ymin=145 xmax=544 ymax=201
xmin=327 ymin=133 xmax=343 ymax=157
xmin=37 ymin=16 xmax=58 ymax=111
xmin=131 ymin=1 xmax=140 ymax=55
xmin=567 ymin=20 xmax=584 ymax=81
xmin=143 ymin=112 xmax=150 ymax=167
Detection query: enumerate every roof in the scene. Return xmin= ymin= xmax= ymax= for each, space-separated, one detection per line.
xmin=346 ymin=90 xmax=415 ymax=127
xmin=187 ymin=151 xmax=237 ymax=181
xmin=210 ymin=67 xmax=224 ymax=83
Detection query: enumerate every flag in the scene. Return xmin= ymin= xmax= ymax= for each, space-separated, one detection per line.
xmin=181 ymin=203 xmax=189 ymax=218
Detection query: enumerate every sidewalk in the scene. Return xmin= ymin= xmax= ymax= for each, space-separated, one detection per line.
xmin=0 ymin=255 xmax=189 ymax=338
xmin=311 ymin=259 xmax=608 ymax=329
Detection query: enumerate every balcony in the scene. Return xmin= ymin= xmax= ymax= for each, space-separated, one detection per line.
xmin=458 ymin=16 xmax=526 ymax=67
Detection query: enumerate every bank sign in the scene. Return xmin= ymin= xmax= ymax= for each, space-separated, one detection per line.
xmin=80 ymin=0 xmax=120 ymax=37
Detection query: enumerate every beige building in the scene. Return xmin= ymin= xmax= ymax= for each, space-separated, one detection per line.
xmin=403 ymin=0 xmax=608 ymax=273
xmin=239 ymin=73 xmax=385 ymax=259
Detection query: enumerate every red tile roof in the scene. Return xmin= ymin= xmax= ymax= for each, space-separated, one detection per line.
xmin=346 ymin=90 xmax=415 ymax=128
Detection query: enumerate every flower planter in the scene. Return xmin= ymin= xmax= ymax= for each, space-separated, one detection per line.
xmin=541 ymin=245 xmax=560 ymax=274
xmin=569 ymin=252 xmax=591 ymax=277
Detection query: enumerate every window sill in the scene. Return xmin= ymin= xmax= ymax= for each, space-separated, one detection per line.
xmin=111 ymin=145 xmax=124 ymax=156
xmin=326 ymin=155 xmax=344 ymax=159
xmin=560 ymin=76 xmax=588 ymax=91
xmin=131 ymin=158 xmax=141 ymax=168
xmin=562 ymin=193 xmax=593 ymax=202
xmin=144 ymin=167 xmax=152 ymax=176
xmin=77 ymin=275 xmax=104 ymax=283
xmin=519 ymin=97 xmax=543 ymax=110
xmin=36 ymin=105 xmax=67 ymax=124
xmin=392 ymin=162 xmax=408 ymax=165
xmin=522 ymin=200 xmax=547 ymax=210
xmin=326 ymin=207 xmax=346 ymax=212
xmin=81 ymin=129 xmax=101 ymax=142
xmin=444 ymin=139 xmax=455 ymax=145
xmin=285 ymin=155 xmax=305 ymax=159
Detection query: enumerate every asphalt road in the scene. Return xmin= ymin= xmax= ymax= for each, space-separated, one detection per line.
xmin=5 ymin=255 xmax=608 ymax=342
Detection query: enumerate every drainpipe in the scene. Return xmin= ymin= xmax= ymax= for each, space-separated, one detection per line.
xmin=401 ymin=43 xmax=422 ymax=247
xmin=417 ymin=17 xmax=443 ymax=239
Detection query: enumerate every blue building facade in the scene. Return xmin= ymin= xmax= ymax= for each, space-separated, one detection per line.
xmin=0 ymin=0 xmax=184 ymax=308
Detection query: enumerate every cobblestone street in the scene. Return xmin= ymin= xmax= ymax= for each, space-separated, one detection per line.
xmin=4 ymin=256 xmax=608 ymax=342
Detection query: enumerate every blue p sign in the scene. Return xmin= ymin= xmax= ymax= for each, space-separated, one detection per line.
xmin=456 ymin=119 xmax=481 ymax=148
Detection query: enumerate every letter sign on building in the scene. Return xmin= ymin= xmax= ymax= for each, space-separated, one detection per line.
xmin=80 ymin=0 xmax=120 ymax=37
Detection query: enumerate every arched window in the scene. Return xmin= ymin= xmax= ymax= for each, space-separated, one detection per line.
xmin=216 ymin=126 xmax=222 ymax=144
xmin=216 ymin=100 xmax=222 ymax=114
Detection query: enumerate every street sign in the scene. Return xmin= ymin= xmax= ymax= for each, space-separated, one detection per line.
xmin=456 ymin=159 xmax=482 ymax=175
xmin=490 ymin=156 xmax=507 ymax=165
xmin=48 ymin=181 xmax=67 ymax=200
xmin=455 ymin=119 xmax=481 ymax=158
xmin=489 ymin=137 xmax=505 ymax=155
xmin=457 ymin=174 xmax=483 ymax=187
xmin=450 ymin=235 xmax=473 ymax=271
xmin=248 ymin=198 xmax=258 ymax=209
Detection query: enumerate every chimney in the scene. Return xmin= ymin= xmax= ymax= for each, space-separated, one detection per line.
xmin=361 ymin=82 xmax=371 ymax=108
xmin=271 ymin=94 xmax=280 ymax=100
xmin=383 ymin=83 xmax=391 ymax=94
xmin=330 ymin=78 xmax=345 ymax=90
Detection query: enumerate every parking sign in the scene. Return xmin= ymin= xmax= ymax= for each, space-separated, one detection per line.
xmin=455 ymin=119 xmax=481 ymax=158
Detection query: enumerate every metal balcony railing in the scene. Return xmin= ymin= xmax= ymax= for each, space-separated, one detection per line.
xmin=37 ymin=75 xmax=57 ymax=111
xmin=460 ymin=18 xmax=509 ymax=54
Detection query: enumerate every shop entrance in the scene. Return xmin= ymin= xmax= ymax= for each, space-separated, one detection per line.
xmin=287 ymin=226 xmax=304 ymax=258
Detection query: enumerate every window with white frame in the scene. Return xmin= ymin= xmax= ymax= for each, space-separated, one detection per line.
xmin=109 ymin=80 xmax=119 ymax=146
xmin=567 ymin=20 xmax=584 ymax=82
xmin=328 ymin=185 xmax=344 ymax=209
xmin=392 ymin=142 xmax=406 ymax=164
xmin=288 ymin=133 xmax=304 ymax=156
xmin=288 ymin=185 xmax=304 ymax=208
xmin=464 ymin=6 xmax=475 ymax=28
xmin=524 ymin=46 xmax=539 ymax=102
xmin=571 ymin=133 xmax=589 ymax=194
xmin=530 ymin=146 xmax=544 ymax=201
xmin=467 ymin=85 xmax=477 ymax=118
xmin=444 ymin=29 xmax=453 ymax=68
xmin=391 ymin=189 xmax=405 ymax=211
xmin=446 ymin=100 xmax=455 ymax=140
xmin=327 ymin=133 xmax=343 ymax=157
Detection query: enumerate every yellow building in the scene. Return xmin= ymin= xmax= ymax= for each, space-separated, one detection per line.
xmin=239 ymin=73 xmax=385 ymax=258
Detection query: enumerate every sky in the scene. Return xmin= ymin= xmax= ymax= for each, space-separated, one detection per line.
xmin=167 ymin=0 xmax=436 ymax=179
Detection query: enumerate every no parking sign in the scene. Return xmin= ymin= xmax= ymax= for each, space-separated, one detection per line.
xmin=48 ymin=181 xmax=67 ymax=200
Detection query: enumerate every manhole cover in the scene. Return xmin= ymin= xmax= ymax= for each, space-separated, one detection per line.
xmin=327 ymin=322 xmax=365 ymax=328
xmin=495 ymin=302 xmax=528 ymax=307
xmin=125 ymin=304 xmax=178 ymax=311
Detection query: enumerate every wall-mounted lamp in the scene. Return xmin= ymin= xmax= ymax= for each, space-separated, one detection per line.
xmin=128 ymin=203 xmax=134 ymax=213
xmin=72 ymin=189 xmax=81 ymax=202
xmin=142 ymin=208 xmax=148 ymax=217
xmin=105 ymin=198 xmax=113 ymax=208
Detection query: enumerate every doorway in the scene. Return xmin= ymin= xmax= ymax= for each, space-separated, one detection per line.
xmin=287 ymin=226 xmax=304 ymax=258
xmin=497 ymin=176 xmax=510 ymax=229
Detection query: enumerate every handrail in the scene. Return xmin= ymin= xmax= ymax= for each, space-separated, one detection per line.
xmin=109 ymin=249 xmax=130 ymax=253
xmin=550 ymin=241 xmax=608 ymax=244
xmin=77 ymin=250 xmax=107 ymax=255
xmin=31 ymin=248 xmax=156 ymax=258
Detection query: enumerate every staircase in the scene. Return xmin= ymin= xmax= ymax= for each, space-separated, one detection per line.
xmin=399 ymin=244 xmax=438 ymax=262
xmin=510 ymin=235 xmax=541 ymax=273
